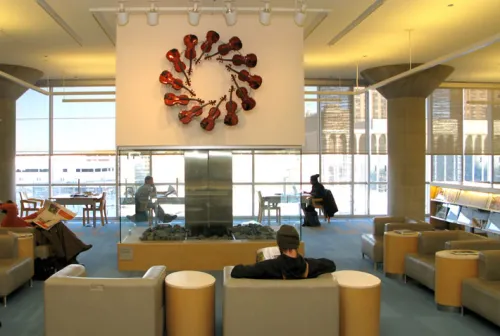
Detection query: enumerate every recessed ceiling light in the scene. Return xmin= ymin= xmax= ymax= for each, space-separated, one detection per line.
xmin=448 ymin=4 xmax=454 ymax=7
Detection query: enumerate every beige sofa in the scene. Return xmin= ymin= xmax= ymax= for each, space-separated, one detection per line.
xmin=361 ymin=216 xmax=433 ymax=270
xmin=223 ymin=266 xmax=339 ymax=336
xmin=44 ymin=264 xmax=167 ymax=336
xmin=462 ymin=250 xmax=500 ymax=327
xmin=0 ymin=232 xmax=34 ymax=306
xmin=405 ymin=231 xmax=500 ymax=290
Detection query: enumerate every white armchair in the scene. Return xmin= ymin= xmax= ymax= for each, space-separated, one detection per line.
xmin=44 ymin=264 xmax=167 ymax=336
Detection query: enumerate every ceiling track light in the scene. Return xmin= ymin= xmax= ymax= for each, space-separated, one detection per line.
xmin=188 ymin=1 xmax=201 ymax=26
xmin=117 ymin=2 xmax=129 ymax=26
xmin=224 ymin=2 xmax=237 ymax=26
xmin=147 ymin=3 xmax=159 ymax=26
xmin=259 ymin=2 xmax=271 ymax=26
xmin=294 ymin=1 xmax=307 ymax=27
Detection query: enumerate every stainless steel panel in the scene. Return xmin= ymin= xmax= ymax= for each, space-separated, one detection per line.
xmin=184 ymin=151 xmax=209 ymax=228
xmin=207 ymin=150 xmax=233 ymax=229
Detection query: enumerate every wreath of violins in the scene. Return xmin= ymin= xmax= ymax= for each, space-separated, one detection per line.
xmin=159 ymin=31 xmax=262 ymax=131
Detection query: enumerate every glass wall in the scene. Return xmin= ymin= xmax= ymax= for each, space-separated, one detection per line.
xmin=15 ymin=86 xmax=117 ymax=217
xmin=21 ymin=84 xmax=500 ymax=218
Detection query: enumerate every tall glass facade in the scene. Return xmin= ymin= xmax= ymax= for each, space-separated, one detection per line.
xmin=17 ymin=84 xmax=494 ymax=218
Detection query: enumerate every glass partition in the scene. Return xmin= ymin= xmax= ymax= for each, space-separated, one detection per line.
xmin=118 ymin=147 xmax=303 ymax=243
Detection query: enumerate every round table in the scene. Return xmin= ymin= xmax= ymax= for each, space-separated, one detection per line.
xmin=383 ymin=231 xmax=419 ymax=278
xmin=435 ymin=250 xmax=479 ymax=313
xmin=333 ymin=270 xmax=381 ymax=336
xmin=165 ymin=271 xmax=216 ymax=336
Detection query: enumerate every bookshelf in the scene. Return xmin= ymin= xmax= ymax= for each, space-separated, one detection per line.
xmin=429 ymin=183 xmax=500 ymax=236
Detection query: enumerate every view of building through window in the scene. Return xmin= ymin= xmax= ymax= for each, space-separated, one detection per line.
xmin=25 ymin=85 xmax=500 ymax=218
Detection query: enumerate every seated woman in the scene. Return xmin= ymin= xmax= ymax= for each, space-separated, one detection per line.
xmin=306 ymin=174 xmax=326 ymax=200
xmin=0 ymin=201 xmax=92 ymax=266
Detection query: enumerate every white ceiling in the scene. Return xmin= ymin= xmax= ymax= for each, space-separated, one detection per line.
xmin=0 ymin=0 xmax=499 ymax=82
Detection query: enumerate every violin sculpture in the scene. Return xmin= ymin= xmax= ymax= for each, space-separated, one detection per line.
xmin=206 ymin=36 xmax=242 ymax=59
xmin=226 ymin=65 xmax=262 ymax=90
xmin=200 ymin=95 xmax=227 ymax=131
xmin=159 ymin=71 xmax=196 ymax=96
xmin=195 ymin=30 xmax=220 ymax=64
xmin=166 ymin=49 xmax=191 ymax=86
xmin=164 ymin=93 xmax=203 ymax=106
xmin=231 ymin=75 xmax=256 ymax=111
xmin=217 ymin=53 xmax=257 ymax=68
xmin=179 ymin=100 xmax=216 ymax=124
xmin=161 ymin=32 xmax=262 ymax=131
xmin=224 ymin=86 xmax=239 ymax=126
xmin=183 ymin=34 xmax=198 ymax=75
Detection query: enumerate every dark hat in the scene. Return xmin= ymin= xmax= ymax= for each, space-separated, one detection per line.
xmin=276 ymin=225 xmax=300 ymax=250
xmin=310 ymin=174 xmax=320 ymax=182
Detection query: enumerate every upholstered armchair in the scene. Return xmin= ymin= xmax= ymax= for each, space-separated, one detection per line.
xmin=361 ymin=216 xmax=433 ymax=270
xmin=44 ymin=264 xmax=167 ymax=336
xmin=462 ymin=250 xmax=500 ymax=327
xmin=223 ymin=266 xmax=340 ymax=336
xmin=404 ymin=231 xmax=500 ymax=290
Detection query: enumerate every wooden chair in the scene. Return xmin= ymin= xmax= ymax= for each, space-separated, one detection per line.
xmin=82 ymin=192 xmax=108 ymax=226
xmin=312 ymin=198 xmax=331 ymax=223
xmin=257 ymin=191 xmax=281 ymax=225
xmin=19 ymin=192 xmax=44 ymax=217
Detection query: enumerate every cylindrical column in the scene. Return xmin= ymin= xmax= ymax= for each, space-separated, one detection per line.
xmin=0 ymin=64 xmax=43 ymax=202
xmin=362 ymin=64 xmax=454 ymax=220
xmin=387 ymin=97 xmax=426 ymax=219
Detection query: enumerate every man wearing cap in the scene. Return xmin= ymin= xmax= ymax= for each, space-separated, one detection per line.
xmin=231 ymin=225 xmax=336 ymax=279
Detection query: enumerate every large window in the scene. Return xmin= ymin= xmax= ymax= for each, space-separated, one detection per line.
xmin=16 ymin=89 xmax=49 ymax=154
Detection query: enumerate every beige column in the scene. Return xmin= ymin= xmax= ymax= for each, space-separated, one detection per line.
xmin=0 ymin=65 xmax=43 ymax=202
xmin=361 ymin=64 xmax=454 ymax=220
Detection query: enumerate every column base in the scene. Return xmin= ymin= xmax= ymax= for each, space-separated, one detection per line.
xmin=436 ymin=304 xmax=462 ymax=313
xmin=384 ymin=272 xmax=404 ymax=280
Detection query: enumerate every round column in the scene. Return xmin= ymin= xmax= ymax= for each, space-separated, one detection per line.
xmin=0 ymin=65 xmax=44 ymax=202
xmin=361 ymin=64 xmax=454 ymax=220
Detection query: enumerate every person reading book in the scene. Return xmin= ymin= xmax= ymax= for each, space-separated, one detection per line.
xmin=231 ymin=225 xmax=336 ymax=279
xmin=0 ymin=201 xmax=92 ymax=266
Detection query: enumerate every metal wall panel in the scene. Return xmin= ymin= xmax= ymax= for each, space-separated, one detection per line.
xmin=207 ymin=151 xmax=233 ymax=230
xmin=184 ymin=150 xmax=233 ymax=235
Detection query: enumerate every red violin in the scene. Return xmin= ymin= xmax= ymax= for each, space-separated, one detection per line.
xmin=164 ymin=93 xmax=203 ymax=106
xmin=217 ymin=53 xmax=257 ymax=68
xmin=159 ymin=71 xmax=196 ymax=96
xmin=183 ymin=34 xmax=198 ymax=75
xmin=206 ymin=36 xmax=242 ymax=59
xmin=166 ymin=49 xmax=191 ymax=86
xmin=178 ymin=100 xmax=216 ymax=124
xmin=231 ymin=75 xmax=256 ymax=111
xmin=226 ymin=65 xmax=262 ymax=90
xmin=200 ymin=95 xmax=227 ymax=131
xmin=224 ymin=86 xmax=238 ymax=126
xmin=195 ymin=30 xmax=220 ymax=65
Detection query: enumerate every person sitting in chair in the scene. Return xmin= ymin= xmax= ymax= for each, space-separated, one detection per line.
xmin=127 ymin=176 xmax=177 ymax=223
xmin=0 ymin=201 xmax=92 ymax=266
xmin=231 ymin=225 xmax=336 ymax=279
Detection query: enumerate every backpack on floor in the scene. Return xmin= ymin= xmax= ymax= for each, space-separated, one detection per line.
xmin=33 ymin=258 xmax=57 ymax=281
xmin=303 ymin=210 xmax=321 ymax=227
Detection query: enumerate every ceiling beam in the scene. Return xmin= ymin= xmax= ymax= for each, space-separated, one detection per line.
xmin=304 ymin=13 xmax=328 ymax=40
xmin=92 ymin=12 xmax=116 ymax=46
xmin=36 ymin=0 xmax=83 ymax=46
xmin=327 ymin=0 xmax=387 ymax=46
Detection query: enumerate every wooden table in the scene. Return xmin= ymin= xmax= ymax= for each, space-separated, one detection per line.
xmin=166 ymin=271 xmax=216 ymax=336
xmin=435 ymin=249 xmax=479 ymax=313
xmin=52 ymin=194 xmax=102 ymax=227
xmin=383 ymin=231 xmax=419 ymax=278
xmin=333 ymin=270 xmax=381 ymax=336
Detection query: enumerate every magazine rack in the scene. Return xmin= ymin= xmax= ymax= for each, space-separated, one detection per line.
xmin=429 ymin=183 xmax=500 ymax=236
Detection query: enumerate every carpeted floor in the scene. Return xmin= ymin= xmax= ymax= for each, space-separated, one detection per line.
xmin=1 ymin=219 xmax=499 ymax=336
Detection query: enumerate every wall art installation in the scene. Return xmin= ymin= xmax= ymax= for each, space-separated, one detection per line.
xmin=159 ymin=31 xmax=263 ymax=132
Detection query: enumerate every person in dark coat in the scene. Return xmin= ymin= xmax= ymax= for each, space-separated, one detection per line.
xmin=308 ymin=174 xmax=326 ymax=199
xmin=231 ymin=225 xmax=336 ymax=279
xmin=0 ymin=201 xmax=92 ymax=265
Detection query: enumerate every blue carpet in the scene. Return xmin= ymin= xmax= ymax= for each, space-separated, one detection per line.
xmin=1 ymin=219 xmax=499 ymax=335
